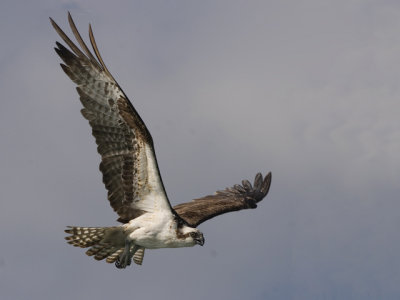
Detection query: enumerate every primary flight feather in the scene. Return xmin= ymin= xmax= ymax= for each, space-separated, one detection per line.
xmin=51 ymin=13 xmax=272 ymax=268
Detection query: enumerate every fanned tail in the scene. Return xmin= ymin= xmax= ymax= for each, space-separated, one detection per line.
xmin=65 ymin=226 xmax=123 ymax=263
xmin=64 ymin=226 xmax=145 ymax=265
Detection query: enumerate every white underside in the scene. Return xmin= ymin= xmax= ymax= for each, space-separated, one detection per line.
xmin=123 ymin=211 xmax=196 ymax=249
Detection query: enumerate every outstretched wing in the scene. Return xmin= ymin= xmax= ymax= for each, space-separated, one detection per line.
xmin=173 ymin=172 xmax=271 ymax=227
xmin=51 ymin=13 xmax=173 ymax=223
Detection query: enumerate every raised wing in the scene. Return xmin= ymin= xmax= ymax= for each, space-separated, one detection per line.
xmin=174 ymin=172 xmax=271 ymax=227
xmin=51 ymin=13 xmax=173 ymax=223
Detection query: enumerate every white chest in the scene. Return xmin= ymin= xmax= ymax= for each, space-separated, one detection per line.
xmin=125 ymin=212 xmax=195 ymax=249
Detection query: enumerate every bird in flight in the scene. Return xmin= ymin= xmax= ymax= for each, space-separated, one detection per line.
xmin=51 ymin=13 xmax=272 ymax=269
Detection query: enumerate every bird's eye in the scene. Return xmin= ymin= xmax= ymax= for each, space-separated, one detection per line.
xmin=190 ymin=232 xmax=196 ymax=237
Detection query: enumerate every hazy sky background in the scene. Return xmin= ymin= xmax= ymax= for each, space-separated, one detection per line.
xmin=1 ymin=1 xmax=399 ymax=299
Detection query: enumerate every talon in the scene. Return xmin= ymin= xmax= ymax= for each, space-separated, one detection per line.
xmin=115 ymin=257 xmax=125 ymax=269
xmin=115 ymin=239 xmax=135 ymax=269
xmin=115 ymin=251 xmax=130 ymax=268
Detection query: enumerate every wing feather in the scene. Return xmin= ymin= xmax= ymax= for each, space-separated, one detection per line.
xmin=51 ymin=14 xmax=173 ymax=222
xmin=88 ymin=23 xmax=114 ymax=80
xmin=67 ymin=12 xmax=100 ymax=68
xmin=174 ymin=172 xmax=271 ymax=227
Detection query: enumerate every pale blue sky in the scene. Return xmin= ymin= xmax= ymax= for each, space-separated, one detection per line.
xmin=1 ymin=1 xmax=399 ymax=299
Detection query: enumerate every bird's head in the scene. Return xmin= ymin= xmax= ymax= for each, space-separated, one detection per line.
xmin=190 ymin=230 xmax=205 ymax=246
xmin=180 ymin=226 xmax=205 ymax=246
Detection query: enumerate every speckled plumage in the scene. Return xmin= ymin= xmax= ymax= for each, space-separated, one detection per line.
xmin=52 ymin=13 xmax=271 ymax=269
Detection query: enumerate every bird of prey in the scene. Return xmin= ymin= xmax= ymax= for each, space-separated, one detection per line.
xmin=51 ymin=13 xmax=272 ymax=269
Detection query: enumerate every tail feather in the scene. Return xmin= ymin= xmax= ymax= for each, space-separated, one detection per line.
xmin=133 ymin=247 xmax=145 ymax=265
xmin=106 ymin=248 xmax=124 ymax=263
xmin=85 ymin=244 xmax=104 ymax=256
xmin=93 ymin=246 xmax=118 ymax=261
xmin=65 ymin=226 xmax=106 ymax=248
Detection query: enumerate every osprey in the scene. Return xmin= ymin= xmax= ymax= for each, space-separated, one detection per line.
xmin=51 ymin=13 xmax=272 ymax=269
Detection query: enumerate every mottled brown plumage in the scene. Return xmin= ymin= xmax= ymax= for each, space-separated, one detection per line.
xmin=51 ymin=14 xmax=169 ymax=224
xmin=174 ymin=172 xmax=271 ymax=227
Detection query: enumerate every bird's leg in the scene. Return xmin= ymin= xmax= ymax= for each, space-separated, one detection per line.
xmin=115 ymin=239 xmax=137 ymax=269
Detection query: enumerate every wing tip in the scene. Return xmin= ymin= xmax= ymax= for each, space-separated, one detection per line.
xmin=261 ymin=172 xmax=272 ymax=196
xmin=49 ymin=16 xmax=58 ymax=28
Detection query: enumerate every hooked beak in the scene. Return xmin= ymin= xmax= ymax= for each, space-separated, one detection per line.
xmin=195 ymin=234 xmax=205 ymax=246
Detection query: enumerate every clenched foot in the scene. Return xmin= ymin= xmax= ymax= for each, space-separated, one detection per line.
xmin=115 ymin=239 xmax=133 ymax=269
xmin=115 ymin=252 xmax=131 ymax=269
